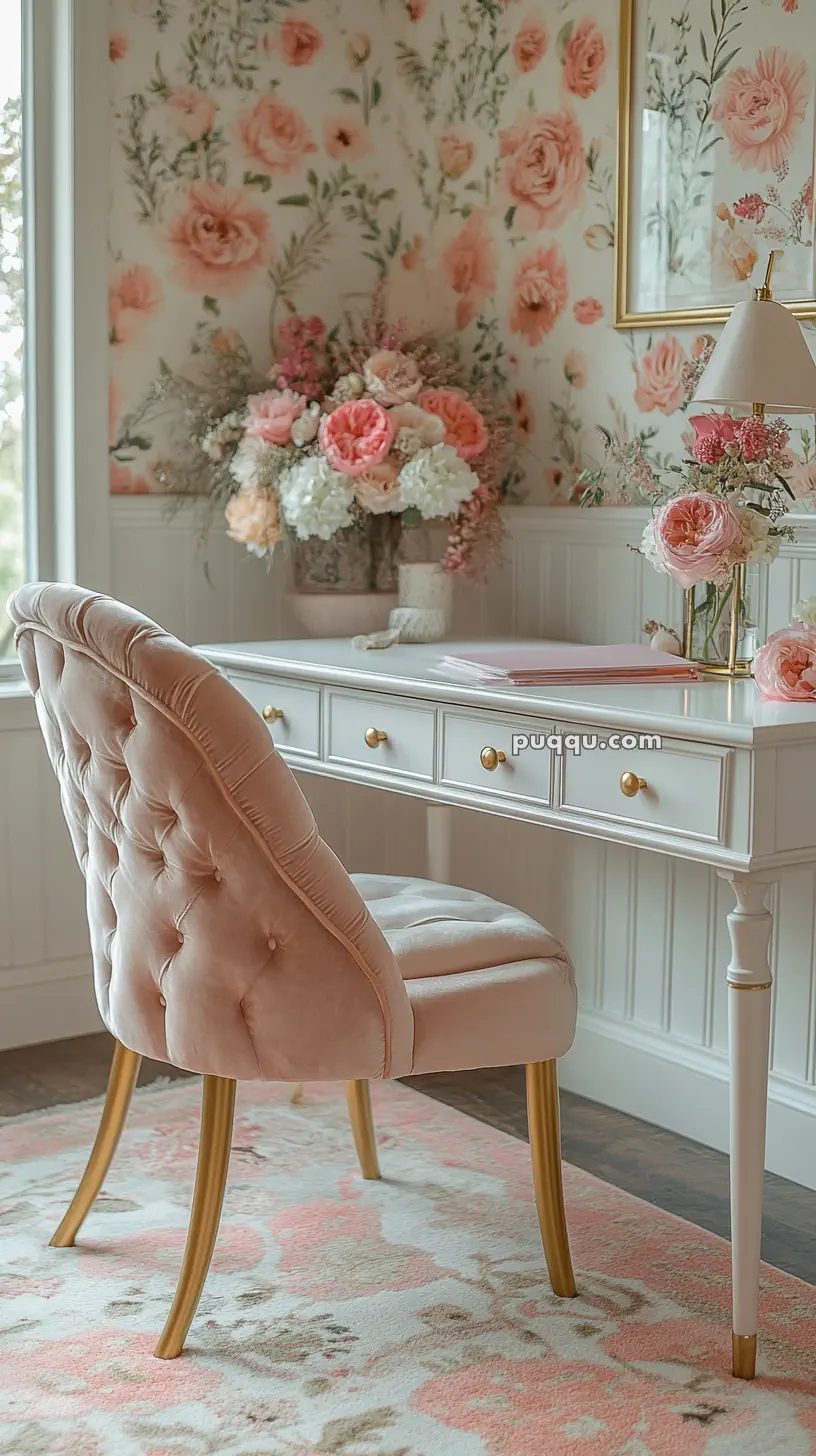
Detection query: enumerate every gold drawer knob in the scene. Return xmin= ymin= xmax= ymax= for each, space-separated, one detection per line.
xmin=480 ymin=746 xmax=507 ymax=772
xmin=620 ymin=771 xmax=647 ymax=798
xmin=364 ymin=727 xmax=388 ymax=749
xmin=262 ymin=705 xmax=284 ymax=723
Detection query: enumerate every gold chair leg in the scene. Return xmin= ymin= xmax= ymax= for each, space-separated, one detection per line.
xmin=50 ymin=1040 xmax=142 ymax=1248
xmin=526 ymin=1060 xmax=578 ymax=1298
xmin=345 ymin=1079 xmax=381 ymax=1180
xmin=154 ymin=1075 xmax=236 ymax=1360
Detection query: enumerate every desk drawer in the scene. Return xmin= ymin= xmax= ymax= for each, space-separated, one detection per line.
xmin=227 ymin=673 xmax=321 ymax=758
xmin=327 ymin=690 xmax=435 ymax=780
xmin=440 ymin=711 xmax=553 ymax=805
xmin=560 ymin=734 xmax=729 ymax=843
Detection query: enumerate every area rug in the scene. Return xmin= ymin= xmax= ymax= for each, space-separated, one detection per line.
xmin=1 ymin=1079 xmax=815 ymax=1456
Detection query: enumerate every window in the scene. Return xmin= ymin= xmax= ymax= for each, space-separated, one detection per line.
xmin=0 ymin=0 xmax=23 ymax=663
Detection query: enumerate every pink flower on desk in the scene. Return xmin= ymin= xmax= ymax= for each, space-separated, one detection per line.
xmin=649 ymin=492 xmax=744 ymax=589
xmin=754 ymin=627 xmax=816 ymax=699
xmin=319 ymin=399 xmax=395 ymax=476
xmin=690 ymin=412 xmax=740 ymax=464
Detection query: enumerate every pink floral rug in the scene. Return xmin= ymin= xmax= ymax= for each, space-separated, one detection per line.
xmin=1 ymin=1078 xmax=815 ymax=1455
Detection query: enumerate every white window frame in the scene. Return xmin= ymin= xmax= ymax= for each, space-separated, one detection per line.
xmin=1 ymin=0 xmax=108 ymax=683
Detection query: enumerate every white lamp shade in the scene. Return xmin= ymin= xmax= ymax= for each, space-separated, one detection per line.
xmin=693 ymin=298 xmax=816 ymax=413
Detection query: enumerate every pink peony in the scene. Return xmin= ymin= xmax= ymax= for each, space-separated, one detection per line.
xmin=166 ymin=86 xmax=216 ymax=142
xmin=499 ymin=107 xmax=586 ymax=231
xmin=363 ymin=350 xmax=422 ymax=405
xmin=691 ymin=412 xmax=740 ymax=464
xmin=319 ymin=399 xmax=395 ymax=476
xmin=652 ymin=493 xmax=744 ymax=589
xmin=109 ymin=262 xmax=163 ymax=347
xmin=509 ymin=244 xmax=569 ymax=345
xmin=225 ymin=487 xmax=283 ymax=551
xmin=237 ymin=94 xmax=316 ymax=176
xmin=513 ymin=19 xmax=548 ymax=73
xmin=109 ymin=34 xmax=128 ymax=61
xmin=279 ymin=18 xmax=322 ymax=66
xmin=754 ymin=627 xmax=816 ymax=699
xmin=573 ymin=296 xmax=603 ymax=324
xmin=418 ymin=388 xmax=489 ymax=462
xmin=634 ymin=336 xmax=687 ymax=415
xmin=563 ymin=18 xmax=607 ymax=98
xmin=245 ymin=388 xmax=307 ymax=445
xmin=440 ymin=212 xmax=498 ymax=329
xmin=713 ymin=47 xmax=809 ymax=173
xmin=354 ymin=458 xmax=402 ymax=514
xmin=165 ymin=182 xmax=271 ymax=296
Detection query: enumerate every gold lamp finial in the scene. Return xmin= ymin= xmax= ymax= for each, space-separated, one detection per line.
xmin=756 ymin=250 xmax=783 ymax=301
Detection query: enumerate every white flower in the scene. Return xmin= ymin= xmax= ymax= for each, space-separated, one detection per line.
xmin=291 ymin=401 xmax=321 ymax=446
xmin=397 ymin=443 xmax=479 ymax=520
xmin=640 ymin=517 xmax=663 ymax=571
xmin=277 ymin=456 xmax=355 ymax=540
xmin=390 ymin=402 xmax=445 ymax=457
xmin=229 ymin=435 xmax=292 ymax=491
xmin=734 ymin=504 xmax=778 ymax=565
xmin=794 ymin=596 xmax=816 ymax=626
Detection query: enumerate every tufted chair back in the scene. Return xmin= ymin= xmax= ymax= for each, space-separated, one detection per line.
xmin=8 ymin=583 xmax=414 ymax=1081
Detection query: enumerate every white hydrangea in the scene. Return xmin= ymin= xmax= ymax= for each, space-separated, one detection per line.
xmin=277 ymin=456 xmax=355 ymax=540
xmin=397 ymin=443 xmax=478 ymax=520
xmin=229 ymin=435 xmax=292 ymax=491
xmin=794 ymin=596 xmax=816 ymax=626
xmin=640 ymin=516 xmax=663 ymax=571
xmin=734 ymin=504 xmax=778 ymax=565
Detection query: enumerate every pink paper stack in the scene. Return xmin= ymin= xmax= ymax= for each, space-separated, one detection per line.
xmin=437 ymin=644 xmax=699 ymax=687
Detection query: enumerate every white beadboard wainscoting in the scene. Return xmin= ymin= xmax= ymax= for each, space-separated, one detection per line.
xmin=4 ymin=498 xmax=816 ymax=1190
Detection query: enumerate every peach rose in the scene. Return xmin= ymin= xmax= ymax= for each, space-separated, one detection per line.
xmin=513 ymin=18 xmax=548 ymax=72
xmin=652 ymin=493 xmax=744 ymax=589
xmin=323 ymin=115 xmax=372 ymax=161
xmin=165 ymin=182 xmax=271 ymax=296
xmin=354 ymin=458 xmax=402 ymax=514
xmin=509 ymin=244 xmax=569 ymax=345
xmin=279 ymin=18 xmax=322 ymax=66
xmin=499 ymin=107 xmax=586 ymax=230
xmin=441 ymin=212 xmax=497 ymax=307
xmin=438 ymin=130 xmax=475 ymax=179
xmin=319 ymin=399 xmax=395 ymax=476
xmin=166 ymin=86 xmax=216 ymax=142
xmin=755 ymin=627 xmax=816 ymax=699
xmin=363 ymin=350 xmax=422 ymax=405
xmin=634 ymin=336 xmax=687 ymax=415
xmin=210 ymin=327 xmax=244 ymax=356
xmin=389 ymin=402 xmax=445 ymax=450
xmin=713 ymin=47 xmax=808 ymax=172
xmin=225 ymin=487 xmax=283 ymax=553
xmin=238 ymin=94 xmax=316 ymax=176
xmin=563 ymin=19 xmax=606 ymax=99
xmin=418 ymin=388 xmax=489 ymax=462
xmin=109 ymin=262 xmax=163 ymax=347
xmin=564 ymin=347 xmax=587 ymax=388
xmin=109 ymin=34 xmax=128 ymax=61
xmin=713 ymin=225 xmax=758 ymax=283
xmin=573 ymin=295 xmax=603 ymax=324
xmin=245 ymin=388 xmax=307 ymax=446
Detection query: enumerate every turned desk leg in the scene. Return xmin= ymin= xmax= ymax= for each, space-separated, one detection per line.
xmin=719 ymin=871 xmax=774 ymax=1382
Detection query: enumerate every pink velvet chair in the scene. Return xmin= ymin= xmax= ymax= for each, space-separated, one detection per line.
xmin=8 ymin=582 xmax=579 ymax=1359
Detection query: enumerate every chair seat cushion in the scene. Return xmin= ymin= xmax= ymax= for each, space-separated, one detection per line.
xmin=352 ymin=874 xmax=577 ymax=1074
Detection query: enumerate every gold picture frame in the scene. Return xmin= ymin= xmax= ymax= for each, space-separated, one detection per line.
xmin=614 ymin=0 xmax=816 ymax=329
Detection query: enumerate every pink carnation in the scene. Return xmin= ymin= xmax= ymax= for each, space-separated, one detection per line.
xmin=754 ymin=627 xmax=816 ymax=699
xmin=691 ymin=412 xmax=740 ymax=464
xmin=319 ymin=399 xmax=395 ymax=477
xmin=736 ymin=415 xmax=772 ymax=462
xmin=652 ymin=493 xmax=744 ymax=589
xmin=245 ymin=388 xmax=307 ymax=446
xmin=418 ymin=388 xmax=489 ymax=462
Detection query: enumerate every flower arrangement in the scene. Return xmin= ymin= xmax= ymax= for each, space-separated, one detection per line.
xmin=754 ymin=597 xmax=816 ymax=701
xmin=142 ymin=293 xmax=517 ymax=585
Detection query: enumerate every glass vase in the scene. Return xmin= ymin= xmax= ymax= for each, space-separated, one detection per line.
xmin=682 ymin=565 xmax=757 ymax=677
xmin=293 ymin=515 xmax=402 ymax=595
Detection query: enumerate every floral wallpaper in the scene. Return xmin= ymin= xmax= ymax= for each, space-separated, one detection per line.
xmin=108 ymin=0 xmax=816 ymax=505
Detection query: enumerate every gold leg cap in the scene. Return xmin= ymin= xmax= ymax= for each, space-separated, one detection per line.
xmin=732 ymin=1332 xmax=757 ymax=1380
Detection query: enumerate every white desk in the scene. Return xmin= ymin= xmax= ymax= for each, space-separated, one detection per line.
xmin=199 ymin=636 xmax=816 ymax=1380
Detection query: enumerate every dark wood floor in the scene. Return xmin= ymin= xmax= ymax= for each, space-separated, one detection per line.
xmin=1 ymin=1032 xmax=813 ymax=1284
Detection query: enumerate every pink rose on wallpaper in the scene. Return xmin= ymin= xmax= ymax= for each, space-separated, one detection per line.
xmin=499 ymin=108 xmax=586 ymax=231
xmin=755 ymin=627 xmax=816 ymax=699
xmin=652 ymin=494 xmax=744 ymax=589
xmin=166 ymin=86 xmax=216 ymax=142
xmin=438 ymin=130 xmax=475 ymax=179
xmin=238 ymin=94 xmax=316 ymax=176
xmin=245 ymin=389 xmax=307 ymax=446
xmin=783 ymin=0 xmax=798 ymax=10
xmin=690 ymin=412 xmax=740 ymax=464
xmin=323 ymin=115 xmax=372 ymax=161
xmin=109 ymin=262 xmax=163 ymax=347
xmin=165 ymin=182 xmax=271 ymax=296
xmin=573 ymin=296 xmax=603 ymax=324
xmin=564 ymin=347 xmax=588 ymax=388
xmin=441 ymin=212 xmax=497 ymax=328
xmin=109 ymin=34 xmax=128 ymax=62
xmin=509 ymin=245 xmax=569 ymax=345
xmin=633 ymin=336 xmax=687 ymax=415
xmin=712 ymin=48 xmax=809 ymax=172
xmin=513 ymin=19 xmax=548 ymax=73
xmin=279 ymin=17 xmax=323 ymax=66
xmin=406 ymin=0 xmax=427 ymax=18
xmin=320 ymin=399 xmax=395 ymax=475
xmin=562 ymin=19 xmax=607 ymax=99
xmin=419 ymin=388 xmax=489 ymax=461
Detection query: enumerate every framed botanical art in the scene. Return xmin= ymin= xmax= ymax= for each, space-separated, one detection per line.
xmin=615 ymin=0 xmax=816 ymax=328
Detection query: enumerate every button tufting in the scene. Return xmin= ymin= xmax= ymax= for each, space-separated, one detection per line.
xmin=267 ymin=936 xmax=277 ymax=952
xmin=159 ymin=994 xmax=166 ymax=1007
xmin=177 ymin=930 xmax=184 ymax=944
xmin=213 ymin=869 xmax=222 ymax=882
